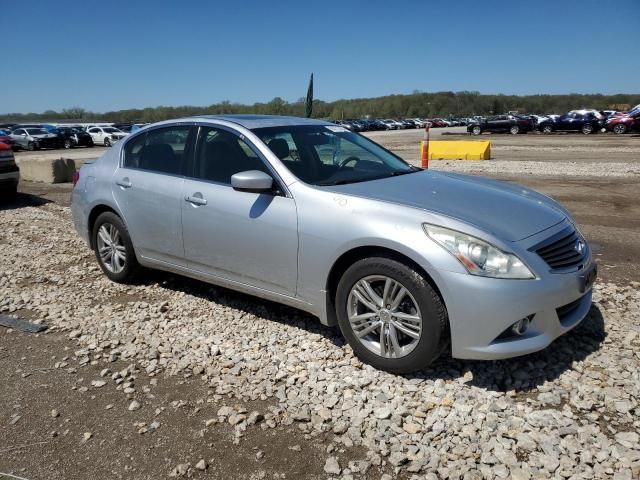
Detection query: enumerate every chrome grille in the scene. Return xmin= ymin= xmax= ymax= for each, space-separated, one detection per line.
xmin=535 ymin=228 xmax=587 ymax=270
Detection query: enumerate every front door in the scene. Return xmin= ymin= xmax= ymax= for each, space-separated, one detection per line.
xmin=181 ymin=125 xmax=298 ymax=297
xmin=111 ymin=124 xmax=196 ymax=266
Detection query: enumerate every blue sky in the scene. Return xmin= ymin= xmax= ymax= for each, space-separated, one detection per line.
xmin=2 ymin=0 xmax=638 ymax=113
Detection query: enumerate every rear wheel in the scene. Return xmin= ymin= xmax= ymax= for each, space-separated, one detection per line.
xmin=64 ymin=139 xmax=72 ymax=149
xmin=471 ymin=126 xmax=482 ymax=135
xmin=582 ymin=123 xmax=594 ymax=134
xmin=92 ymin=212 xmax=139 ymax=283
xmin=613 ymin=124 xmax=627 ymax=135
xmin=336 ymin=257 xmax=448 ymax=374
xmin=510 ymin=125 xmax=520 ymax=135
xmin=542 ymin=125 xmax=553 ymax=134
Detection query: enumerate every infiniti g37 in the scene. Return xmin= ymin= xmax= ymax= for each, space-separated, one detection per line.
xmin=71 ymin=115 xmax=596 ymax=373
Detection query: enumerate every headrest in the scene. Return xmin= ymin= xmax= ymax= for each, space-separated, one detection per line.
xmin=267 ymin=138 xmax=290 ymax=160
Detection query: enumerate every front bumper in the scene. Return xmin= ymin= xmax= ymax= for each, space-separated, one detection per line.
xmin=440 ymin=267 xmax=594 ymax=360
xmin=430 ymin=222 xmax=597 ymax=360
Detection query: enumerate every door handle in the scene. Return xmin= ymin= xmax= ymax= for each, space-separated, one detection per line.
xmin=116 ymin=178 xmax=132 ymax=188
xmin=184 ymin=194 xmax=207 ymax=206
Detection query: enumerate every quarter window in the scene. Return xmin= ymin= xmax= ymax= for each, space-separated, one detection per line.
xmin=193 ymin=127 xmax=268 ymax=184
xmin=123 ymin=125 xmax=193 ymax=175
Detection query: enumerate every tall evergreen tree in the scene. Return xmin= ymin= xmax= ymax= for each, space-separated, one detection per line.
xmin=305 ymin=73 xmax=314 ymax=118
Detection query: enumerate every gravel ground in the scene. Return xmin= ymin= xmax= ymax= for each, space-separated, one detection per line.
xmin=1 ymin=201 xmax=639 ymax=479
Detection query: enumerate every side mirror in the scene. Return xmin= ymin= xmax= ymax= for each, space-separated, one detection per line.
xmin=231 ymin=170 xmax=274 ymax=193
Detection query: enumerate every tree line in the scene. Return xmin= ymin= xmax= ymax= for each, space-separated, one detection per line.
xmin=2 ymin=91 xmax=638 ymax=124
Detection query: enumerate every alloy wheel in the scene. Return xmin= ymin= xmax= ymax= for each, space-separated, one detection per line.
xmin=613 ymin=124 xmax=626 ymax=134
xmin=96 ymin=223 xmax=127 ymax=274
xmin=346 ymin=275 xmax=422 ymax=359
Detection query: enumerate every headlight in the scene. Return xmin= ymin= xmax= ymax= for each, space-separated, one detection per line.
xmin=423 ymin=224 xmax=535 ymax=279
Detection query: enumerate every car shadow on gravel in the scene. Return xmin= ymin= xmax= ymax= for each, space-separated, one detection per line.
xmin=134 ymin=269 xmax=346 ymax=347
xmin=131 ymin=269 xmax=605 ymax=392
xmin=414 ymin=303 xmax=606 ymax=392
xmin=0 ymin=191 xmax=52 ymax=211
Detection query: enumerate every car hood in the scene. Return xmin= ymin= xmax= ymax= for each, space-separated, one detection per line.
xmin=323 ymin=170 xmax=567 ymax=242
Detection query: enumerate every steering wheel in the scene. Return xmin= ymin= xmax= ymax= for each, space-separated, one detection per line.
xmin=337 ymin=156 xmax=361 ymax=169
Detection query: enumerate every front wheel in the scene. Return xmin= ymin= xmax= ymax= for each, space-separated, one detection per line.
xmin=64 ymin=139 xmax=72 ymax=149
xmin=582 ymin=124 xmax=594 ymax=135
xmin=104 ymin=137 xmax=112 ymax=147
xmin=27 ymin=142 xmax=36 ymax=151
xmin=92 ymin=212 xmax=139 ymax=283
xmin=336 ymin=257 xmax=448 ymax=374
xmin=541 ymin=125 xmax=553 ymax=134
xmin=471 ymin=126 xmax=482 ymax=135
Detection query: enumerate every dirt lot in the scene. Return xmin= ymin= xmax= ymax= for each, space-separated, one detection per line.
xmin=2 ymin=130 xmax=639 ymax=479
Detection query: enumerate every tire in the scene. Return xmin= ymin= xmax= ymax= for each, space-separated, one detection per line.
xmin=335 ymin=257 xmax=448 ymax=374
xmin=92 ymin=212 xmax=139 ymax=283
xmin=27 ymin=142 xmax=36 ymax=151
xmin=104 ymin=137 xmax=112 ymax=147
xmin=541 ymin=125 xmax=553 ymax=134
xmin=582 ymin=124 xmax=594 ymax=135
xmin=613 ymin=124 xmax=627 ymax=135
xmin=64 ymin=139 xmax=72 ymax=149
xmin=471 ymin=126 xmax=482 ymax=135
xmin=510 ymin=125 xmax=520 ymax=135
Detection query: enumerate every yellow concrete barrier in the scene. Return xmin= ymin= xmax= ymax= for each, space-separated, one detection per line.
xmin=420 ymin=140 xmax=491 ymax=160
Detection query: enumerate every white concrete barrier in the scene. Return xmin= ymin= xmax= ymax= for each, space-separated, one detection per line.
xmin=16 ymin=157 xmax=77 ymax=183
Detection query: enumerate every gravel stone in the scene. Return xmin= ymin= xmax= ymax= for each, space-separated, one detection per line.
xmin=323 ymin=456 xmax=341 ymax=475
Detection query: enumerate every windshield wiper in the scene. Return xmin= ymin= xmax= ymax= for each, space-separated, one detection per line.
xmin=317 ymin=168 xmax=419 ymax=186
xmin=316 ymin=178 xmax=363 ymax=186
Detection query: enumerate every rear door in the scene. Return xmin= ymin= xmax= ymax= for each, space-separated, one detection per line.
xmin=112 ymin=124 xmax=196 ymax=266
xmin=181 ymin=125 xmax=298 ymax=296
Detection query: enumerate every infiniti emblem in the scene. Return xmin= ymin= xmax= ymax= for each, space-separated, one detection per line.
xmin=575 ymin=240 xmax=585 ymax=255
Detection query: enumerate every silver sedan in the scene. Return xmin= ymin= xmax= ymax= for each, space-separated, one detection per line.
xmin=71 ymin=115 xmax=596 ymax=373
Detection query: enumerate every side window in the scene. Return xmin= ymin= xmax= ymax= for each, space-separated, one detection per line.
xmin=88 ymin=128 xmax=98 ymax=133
xmin=123 ymin=125 xmax=193 ymax=175
xmin=193 ymin=126 xmax=268 ymax=184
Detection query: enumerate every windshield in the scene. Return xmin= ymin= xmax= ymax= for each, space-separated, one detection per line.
xmin=252 ymin=124 xmax=417 ymax=186
xmin=26 ymin=128 xmax=48 ymax=135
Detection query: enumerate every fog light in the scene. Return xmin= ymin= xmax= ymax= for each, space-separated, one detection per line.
xmin=511 ymin=316 xmax=533 ymax=336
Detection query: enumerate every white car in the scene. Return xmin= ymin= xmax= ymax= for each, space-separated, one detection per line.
xmin=87 ymin=126 xmax=129 ymax=147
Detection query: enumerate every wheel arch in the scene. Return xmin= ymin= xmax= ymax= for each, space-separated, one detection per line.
xmin=87 ymin=204 xmax=120 ymax=249
xmin=324 ymin=245 xmax=447 ymax=328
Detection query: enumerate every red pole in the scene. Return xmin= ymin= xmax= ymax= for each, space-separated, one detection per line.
xmin=421 ymin=124 xmax=430 ymax=169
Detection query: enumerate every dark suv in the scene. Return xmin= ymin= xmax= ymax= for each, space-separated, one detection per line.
xmin=538 ymin=112 xmax=604 ymax=134
xmin=468 ymin=114 xmax=533 ymax=135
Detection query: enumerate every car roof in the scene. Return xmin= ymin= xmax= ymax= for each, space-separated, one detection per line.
xmin=187 ymin=114 xmax=332 ymax=129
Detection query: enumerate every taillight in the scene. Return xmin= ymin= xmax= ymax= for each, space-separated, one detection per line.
xmin=72 ymin=170 xmax=80 ymax=187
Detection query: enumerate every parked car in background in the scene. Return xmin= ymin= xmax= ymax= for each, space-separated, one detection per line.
xmin=87 ymin=126 xmax=128 ymax=146
xmin=10 ymin=127 xmax=60 ymax=150
xmin=71 ymin=114 xmax=596 ymax=374
xmin=605 ymin=107 xmax=640 ymax=134
xmin=538 ymin=112 xmax=604 ymax=134
xmin=0 ymin=129 xmax=17 ymax=149
xmin=0 ymin=142 xmax=19 ymax=198
xmin=55 ymin=126 xmax=94 ymax=148
xmin=378 ymin=119 xmax=397 ymax=130
xmin=468 ymin=114 xmax=533 ymax=135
